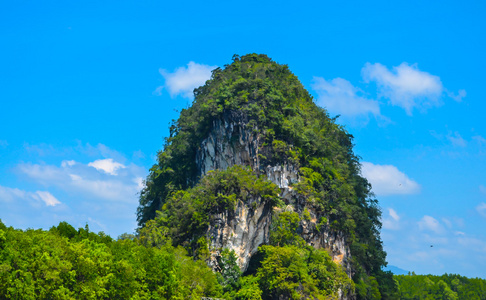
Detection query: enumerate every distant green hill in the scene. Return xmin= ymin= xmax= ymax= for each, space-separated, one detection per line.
xmin=395 ymin=273 xmax=486 ymax=299
xmin=384 ymin=265 xmax=410 ymax=276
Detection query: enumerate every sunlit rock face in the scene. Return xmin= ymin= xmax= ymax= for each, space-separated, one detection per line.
xmin=196 ymin=111 xmax=352 ymax=280
xmin=205 ymin=198 xmax=273 ymax=272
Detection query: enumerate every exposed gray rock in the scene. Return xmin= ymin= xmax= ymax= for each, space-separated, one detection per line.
xmin=196 ymin=112 xmax=352 ymax=284
xmin=196 ymin=112 xmax=260 ymax=177
xmin=206 ymin=199 xmax=273 ymax=271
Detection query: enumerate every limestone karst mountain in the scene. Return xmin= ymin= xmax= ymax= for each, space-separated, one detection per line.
xmin=137 ymin=54 xmax=396 ymax=299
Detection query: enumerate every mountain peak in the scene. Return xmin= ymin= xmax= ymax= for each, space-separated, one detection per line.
xmin=137 ymin=54 xmax=394 ymax=299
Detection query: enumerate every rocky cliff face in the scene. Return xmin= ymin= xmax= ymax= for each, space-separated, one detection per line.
xmin=196 ymin=112 xmax=352 ymax=278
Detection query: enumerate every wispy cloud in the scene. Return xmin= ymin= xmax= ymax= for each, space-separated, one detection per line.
xmin=430 ymin=130 xmax=474 ymax=150
xmin=0 ymin=186 xmax=29 ymax=203
xmin=361 ymin=162 xmax=420 ymax=196
xmin=382 ymin=210 xmax=484 ymax=277
xmin=312 ymin=77 xmax=381 ymax=120
xmin=23 ymin=142 xmax=128 ymax=164
xmin=447 ymin=131 xmax=467 ymax=147
xmin=473 ymin=135 xmax=486 ymax=146
xmin=18 ymin=160 xmax=144 ymax=203
xmin=156 ymin=61 xmax=217 ymax=99
xmin=418 ymin=215 xmax=445 ymax=234
xmin=382 ymin=208 xmax=401 ymax=230
xmin=24 ymin=143 xmax=68 ymax=157
xmin=476 ymin=202 xmax=486 ymax=217
xmin=446 ymin=89 xmax=467 ymax=102
xmin=0 ymin=185 xmax=61 ymax=207
xmin=79 ymin=143 xmax=127 ymax=164
xmin=2 ymin=142 xmax=147 ymax=236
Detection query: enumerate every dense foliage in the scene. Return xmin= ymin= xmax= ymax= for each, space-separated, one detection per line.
xmin=0 ymin=220 xmax=222 ymax=299
xmin=2 ymin=219 xmax=486 ymax=299
xmin=144 ymin=166 xmax=354 ymax=299
xmin=151 ymin=165 xmax=280 ymax=251
xmin=395 ymin=273 xmax=486 ymax=299
xmin=0 ymin=219 xmax=356 ymax=299
xmin=138 ymin=53 xmax=395 ymax=298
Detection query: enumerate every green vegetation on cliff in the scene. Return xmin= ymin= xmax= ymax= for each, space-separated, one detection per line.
xmin=151 ymin=165 xmax=280 ymax=250
xmin=137 ymin=54 xmax=396 ymax=298
xmin=143 ymin=165 xmax=355 ymax=299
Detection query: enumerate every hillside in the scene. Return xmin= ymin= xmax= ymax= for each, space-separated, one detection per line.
xmin=137 ymin=54 xmax=396 ymax=299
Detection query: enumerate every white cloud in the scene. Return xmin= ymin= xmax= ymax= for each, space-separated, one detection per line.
xmin=88 ymin=158 xmax=126 ymax=175
xmin=382 ymin=208 xmax=401 ymax=230
xmin=362 ymin=62 xmax=444 ymax=115
xmin=476 ymin=202 xmax=486 ymax=217
xmin=157 ymin=61 xmax=217 ymax=99
xmin=312 ymin=77 xmax=381 ymax=118
xmin=361 ymin=162 xmax=420 ymax=196
xmin=0 ymin=185 xmax=61 ymax=207
xmin=383 ymin=211 xmax=486 ymax=277
xmin=4 ymin=142 xmax=147 ymax=237
xmin=35 ymin=191 xmax=61 ymax=206
xmin=389 ymin=208 xmax=400 ymax=221
xmin=134 ymin=177 xmax=144 ymax=190
xmin=418 ymin=215 xmax=444 ymax=234
xmin=447 ymin=131 xmax=467 ymax=147
xmin=18 ymin=159 xmax=144 ymax=204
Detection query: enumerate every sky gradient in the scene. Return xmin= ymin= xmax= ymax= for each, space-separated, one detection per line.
xmin=1 ymin=0 xmax=486 ymax=278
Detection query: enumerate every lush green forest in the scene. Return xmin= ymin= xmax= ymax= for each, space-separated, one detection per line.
xmin=2 ymin=220 xmax=486 ymax=299
xmin=0 ymin=220 xmax=221 ymax=299
xmin=0 ymin=218 xmax=351 ymax=299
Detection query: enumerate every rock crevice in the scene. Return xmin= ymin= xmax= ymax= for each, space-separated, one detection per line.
xmin=196 ymin=113 xmax=351 ymax=279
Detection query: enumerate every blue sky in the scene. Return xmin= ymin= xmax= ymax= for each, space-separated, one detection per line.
xmin=1 ymin=0 xmax=486 ymax=278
